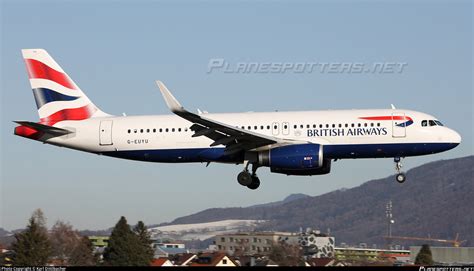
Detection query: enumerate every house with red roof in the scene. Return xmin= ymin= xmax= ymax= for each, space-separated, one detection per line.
xmin=188 ymin=252 xmax=238 ymax=267
xmin=151 ymin=258 xmax=174 ymax=267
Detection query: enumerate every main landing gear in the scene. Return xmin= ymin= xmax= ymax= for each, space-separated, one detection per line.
xmin=394 ymin=157 xmax=406 ymax=183
xmin=237 ymin=161 xmax=260 ymax=190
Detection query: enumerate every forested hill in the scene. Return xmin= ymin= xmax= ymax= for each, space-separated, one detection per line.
xmin=170 ymin=156 xmax=474 ymax=246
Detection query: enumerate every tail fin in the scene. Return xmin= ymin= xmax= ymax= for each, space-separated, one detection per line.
xmin=21 ymin=49 xmax=110 ymax=125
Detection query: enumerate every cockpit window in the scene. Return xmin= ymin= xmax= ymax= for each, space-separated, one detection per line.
xmin=422 ymin=119 xmax=443 ymax=127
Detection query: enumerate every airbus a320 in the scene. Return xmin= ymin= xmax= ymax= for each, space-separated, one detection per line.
xmin=14 ymin=49 xmax=461 ymax=189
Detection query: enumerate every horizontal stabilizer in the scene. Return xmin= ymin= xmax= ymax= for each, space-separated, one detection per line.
xmin=14 ymin=121 xmax=72 ymax=136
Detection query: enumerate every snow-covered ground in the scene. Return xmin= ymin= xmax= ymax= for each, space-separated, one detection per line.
xmin=148 ymin=219 xmax=266 ymax=241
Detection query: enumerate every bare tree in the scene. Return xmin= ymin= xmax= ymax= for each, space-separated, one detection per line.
xmin=50 ymin=220 xmax=81 ymax=265
xmin=269 ymin=241 xmax=304 ymax=266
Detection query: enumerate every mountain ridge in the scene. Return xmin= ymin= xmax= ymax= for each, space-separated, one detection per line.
xmin=168 ymin=156 xmax=474 ymax=246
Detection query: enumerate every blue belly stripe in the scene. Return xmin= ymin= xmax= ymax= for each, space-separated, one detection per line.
xmin=100 ymin=143 xmax=459 ymax=163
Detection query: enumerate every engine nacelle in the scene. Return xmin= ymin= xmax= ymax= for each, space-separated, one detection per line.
xmin=258 ymin=144 xmax=330 ymax=175
xmin=270 ymin=158 xmax=331 ymax=175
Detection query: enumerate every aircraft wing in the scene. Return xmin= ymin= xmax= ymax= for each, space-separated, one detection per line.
xmin=156 ymin=81 xmax=297 ymax=155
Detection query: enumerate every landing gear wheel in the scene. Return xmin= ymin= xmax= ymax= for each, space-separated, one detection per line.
xmin=393 ymin=157 xmax=406 ymax=184
xmin=237 ymin=171 xmax=252 ymax=186
xmin=396 ymin=173 xmax=406 ymax=183
xmin=247 ymin=176 xmax=260 ymax=190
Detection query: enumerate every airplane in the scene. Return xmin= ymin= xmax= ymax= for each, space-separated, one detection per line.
xmin=14 ymin=49 xmax=461 ymax=190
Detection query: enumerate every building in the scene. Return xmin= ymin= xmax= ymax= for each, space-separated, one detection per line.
xmin=410 ymin=246 xmax=474 ymax=266
xmin=88 ymin=236 xmax=109 ymax=247
xmin=154 ymin=246 xmax=188 ymax=258
xmin=171 ymin=253 xmax=198 ymax=266
xmin=295 ymin=229 xmax=335 ymax=258
xmin=152 ymin=242 xmax=188 ymax=258
xmin=254 ymin=259 xmax=279 ymax=267
xmin=215 ymin=232 xmax=298 ymax=255
xmin=188 ymin=253 xmax=238 ymax=267
xmin=215 ymin=230 xmax=335 ymax=258
xmin=335 ymin=247 xmax=410 ymax=264
xmin=88 ymin=236 xmax=110 ymax=254
xmin=152 ymin=242 xmax=185 ymax=249
xmin=305 ymin=258 xmax=345 ymax=267
xmin=151 ymin=258 xmax=174 ymax=266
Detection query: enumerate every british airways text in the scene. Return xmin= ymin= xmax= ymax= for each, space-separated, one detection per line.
xmin=307 ymin=127 xmax=388 ymax=137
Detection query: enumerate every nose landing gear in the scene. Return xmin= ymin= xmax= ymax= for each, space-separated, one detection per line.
xmin=394 ymin=157 xmax=406 ymax=183
xmin=237 ymin=161 xmax=261 ymax=190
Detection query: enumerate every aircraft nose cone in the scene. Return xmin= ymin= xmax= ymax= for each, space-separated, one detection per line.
xmin=450 ymin=129 xmax=462 ymax=144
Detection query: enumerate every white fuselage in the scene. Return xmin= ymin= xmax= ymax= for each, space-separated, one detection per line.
xmin=44 ymin=108 xmax=461 ymax=164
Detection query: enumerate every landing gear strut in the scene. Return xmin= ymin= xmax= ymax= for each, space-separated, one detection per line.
xmin=394 ymin=157 xmax=406 ymax=183
xmin=237 ymin=161 xmax=260 ymax=190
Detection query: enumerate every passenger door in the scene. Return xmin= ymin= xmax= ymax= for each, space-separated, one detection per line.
xmin=392 ymin=113 xmax=406 ymax=138
xmin=99 ymin=120 xmax=113 ymax=145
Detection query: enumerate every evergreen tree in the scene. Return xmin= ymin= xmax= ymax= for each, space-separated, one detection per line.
xmin=103 ymin=216 xmax=144 ymax=266
xmin=69 ymin=236 xmax=97 ymax=266
xmin=11 ymin=209 xmax=51 ymax=266
xmin=133 ymin=221 xmax=154 ymax=265
xmin=415 ymin=244 xmax=434 ymax=265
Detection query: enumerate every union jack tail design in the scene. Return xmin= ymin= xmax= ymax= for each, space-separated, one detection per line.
xmin=21 ymin=49 xmax=109 ymax=126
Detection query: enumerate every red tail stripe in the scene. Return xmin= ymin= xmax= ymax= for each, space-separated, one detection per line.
xmin=40 ymin=104 xmax=97 ymax=126
xmin=359 ymin=116 xmax=412 ymax=121
xmin=25 ymin=58 xmax=77 ymax=90
xmin=14 ymin=126 xmax=44 ymax=140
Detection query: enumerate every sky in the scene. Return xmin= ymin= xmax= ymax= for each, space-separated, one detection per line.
xmin=0 ymin=0 xmax=472 ymax=230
